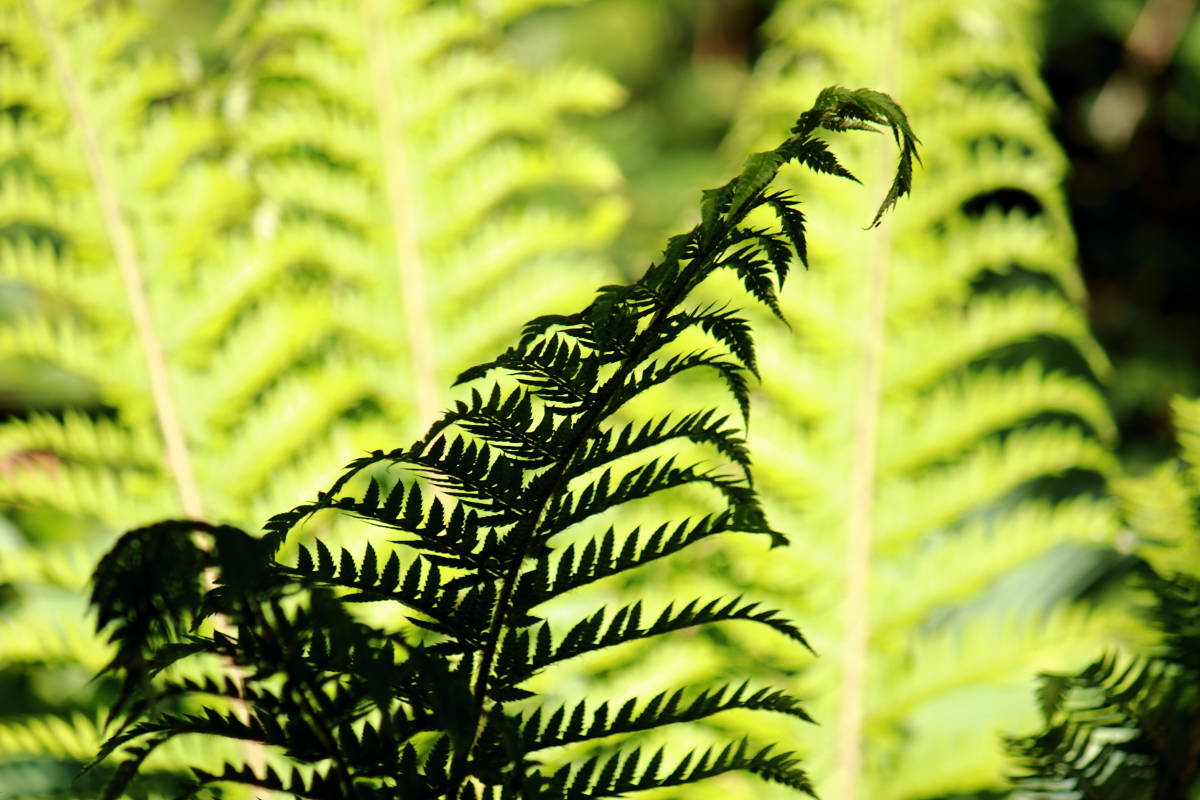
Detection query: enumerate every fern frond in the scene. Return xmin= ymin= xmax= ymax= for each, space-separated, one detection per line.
xmin=87 ymin=87 xmax=917 ymax=800
xmin=522 ymin=683 xmax=813 ymax=751
xmin=881 ymin=364 xmax=1117 ymax=474
xmin=0 ymin=714 xmax=102 ymax=762
xmin=0 ymin=539 xmax=95 ymax=589
xmin=878 ymin=499 xmax=1120 ymax=633
xmin=878 ymin=426 xmax=1117 ymax=548
xmin=1008 ymin=575 xmax=1200 ymax=800
xmin=890 ymin=289 xmax=1110 ymax=391
xmin=503 ymin=596 xmax=808 ymax=685
xmin=1005 ymin=395 xmax=1200 ymax=798
xmin=1173 ymin=395 xmax=1200 ymax=471
xmin=0 ymin=611 xmax=111 ymax=670
xmin=1113 ymin=463 xmax=1200 ymax=577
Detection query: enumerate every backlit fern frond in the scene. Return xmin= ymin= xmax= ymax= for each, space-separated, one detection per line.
xmin=0 ymin=1 xmax=236 ymax=791
xmin=0 ymin=0 xmax=233 ymax=528
xmin=0 ymin=0 xmax=628 ymax=792
xmin=85 ymin=87 xmax=916 ymax=800
xmin=632 ymin=1 xmax=1129 ymax=798
xmin=1111 ymin=395 xmax=1200 ymax=579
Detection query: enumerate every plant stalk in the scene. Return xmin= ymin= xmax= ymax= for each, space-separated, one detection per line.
xmin=25 ymin=3 xmax=272 ymax=784
xmin=834 ymin=4 xmax=902 ymax=796
xmin=26 ymin=0 xmax=204 ymax=521
xmin=359 ymin=0 xmax=440 ymax=427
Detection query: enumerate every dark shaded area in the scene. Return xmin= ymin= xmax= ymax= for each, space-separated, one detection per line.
xmin=961 ymin=188 xmax=1045 ymax=218
xmin=1041 ymin=9 xmax=1200 ymax=467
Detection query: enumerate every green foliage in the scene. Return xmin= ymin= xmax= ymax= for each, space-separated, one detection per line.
xmin=1008 ymin=396 xmax=1200 ymax=800
xmin=1007 ymin=574 xmax=1200 ymax=800
xmin=0 ymin=0 xmax=228 ymax=782
xmin=226 ymin=0 xmax=631 ymax=476
xmin=0 ymin=0 xmax=625 ymax=791
xmin=84 ymin=87 xmax=917 ymax=800
xmin=608 ymin=1 xmax=1134 ymax=798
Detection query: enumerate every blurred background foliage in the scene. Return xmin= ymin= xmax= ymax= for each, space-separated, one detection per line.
xmin=0 ymin=0 xmax=1197 ymax=798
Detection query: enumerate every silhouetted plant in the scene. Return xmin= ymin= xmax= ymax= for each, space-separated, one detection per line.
xmin=1007 ymin=569 xmax=1200 ymax=800
xmin=85 ymin=86 xmax=918 ymax=800
xmin=0 ymin=0 xmax=625 ymax=784
xmin=1007 ymin=396 xmax=1200 ymax=800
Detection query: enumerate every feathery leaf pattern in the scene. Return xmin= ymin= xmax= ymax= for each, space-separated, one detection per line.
xmin=85 ymin=87 xmax=917 ymax=800
xmin=1006 ymin=396 xmax=1200 ymax=800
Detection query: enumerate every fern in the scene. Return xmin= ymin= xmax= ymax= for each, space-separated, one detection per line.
xmin=1007 ymin=396 xmax=1200 ymax=799
xmin=0 ymin=0 xmax=624 ymax=790
xmin=614 ymin=2 xmax=1135 ymax=798
xmin=1006 ymin=578 xmax=1200 ymax=800
xmin=215 ymin=0 xmax=631 ymax=513
xmin=84 ymin=87 xmax=917 ymax=800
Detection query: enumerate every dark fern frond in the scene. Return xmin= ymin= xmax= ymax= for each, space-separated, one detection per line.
xmin=791 ymin=86 xmax=921 ymax=227
xmin=779 ymin=137 xmax=862 ymax=185
xmin=510 ymin=513 xmax=754 ymax=614
xmin=762 ymin=191 xmax=809 ymax=270
xmin=87 ymin=86 xmax=917 ymax=800
xmin=571 ymin=411 xmax=751 ymax=478
xmin=1006 ymin=569 xmax=1200 ymax=800
xmin=534 ymin=738 xmax=813 ymax=800
xmin=186 ymin=763 xmax=346 ymax=800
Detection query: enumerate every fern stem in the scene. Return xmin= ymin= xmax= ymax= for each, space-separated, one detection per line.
xmin=454 ymin=219 xmax=738 ymax=795
xmin=359 ymin=0 xmax=439 ymax=426
xmin=834 ymin=172 xmax=888 ymax=800
xmin=25 ymin=0 xmax=204 ymax=521
xmin=258 ymin=601 xmax=360 ymax=799
xmin=834 ymin=6 xmax=903 ymax=797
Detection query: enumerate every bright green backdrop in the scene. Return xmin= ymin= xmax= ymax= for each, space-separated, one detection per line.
xmin=1 ymin=0 xmax=1197 ymax=798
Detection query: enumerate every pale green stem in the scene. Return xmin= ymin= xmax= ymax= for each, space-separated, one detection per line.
xmin=26 ymin=0 xmax=204 ymax=520
xmin=359 ymin=0 xmax=439 ymax=427
xmin=834 ymin=3 xmax=902 ymax=797
xmin=28 ymin=4 xmax=270 ymax=785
